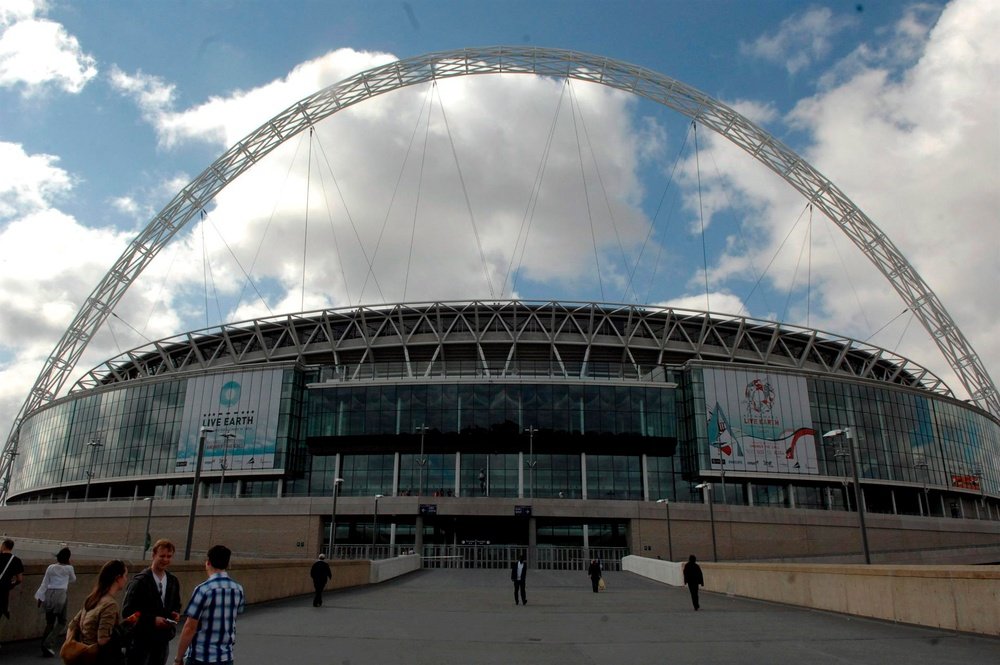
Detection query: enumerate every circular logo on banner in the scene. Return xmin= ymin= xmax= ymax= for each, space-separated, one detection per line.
xmin=219 ymin=381 xmax=241 ymax=406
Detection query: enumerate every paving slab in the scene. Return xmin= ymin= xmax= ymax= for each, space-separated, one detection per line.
xmin=2 ymin=569 xmax=997 ymax=664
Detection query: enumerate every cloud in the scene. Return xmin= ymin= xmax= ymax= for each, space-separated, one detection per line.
xmin=105 ymin=48 xmax=654 ymax=321
xmin=0 ymin=1 xmax=97 ymax=94
xmin=713 ymin=0 xmax=999 ymax=399
xmin=0 ymin=141 xmax=73 ymax=218
xmin=741 ymin=6 xmax=857 ymax=74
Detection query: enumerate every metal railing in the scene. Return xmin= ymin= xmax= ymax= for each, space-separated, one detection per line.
xmin=328 ymin=544 xmax=628 ymax=570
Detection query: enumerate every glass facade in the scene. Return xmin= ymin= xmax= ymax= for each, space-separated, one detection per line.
xmin=9 ymin=363 xmax=999 ymax=522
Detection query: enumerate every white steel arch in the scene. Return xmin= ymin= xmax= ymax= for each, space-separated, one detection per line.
xmin=1 ymin=46 xmax=995 ymax=499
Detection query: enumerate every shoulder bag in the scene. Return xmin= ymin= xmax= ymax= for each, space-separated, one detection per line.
xmin=60 ymin=609 xmax=99 ymax=665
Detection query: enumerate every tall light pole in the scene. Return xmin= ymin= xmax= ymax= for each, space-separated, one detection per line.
xmin=524 ymin=426 xmax=538 ymax=499
xmin=372 ymin=494 xmax=384 ymax=548
xmin=83 ymin=438 xmax=103 ymax=501
xmin=218 ymin=432 xmax=236 ymax=497
xmin=142 ymin=496 xmax=155 ymax=557
xmin=327 ymin=477 xmax=344 ymax=558
xmin=655 ymin=498 xmax=673 ymax=561
xmin=415 ymin=425 xmax=429 ymax=496
xmin=913 ymin=454 xmax=930 ymax=517
xmin=694 ymin=483 xmax=717 ymax=562
xmin=184 ymin=427 xmax=214 ymax=561
xmin=823 ymin=428 xmax=871 ymax=564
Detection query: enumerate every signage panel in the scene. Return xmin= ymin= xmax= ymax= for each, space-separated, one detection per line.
xmin=176 ymin=369 xmax=283 ymax=472
xmin=703 ymin=368 xmax=819 ymax=475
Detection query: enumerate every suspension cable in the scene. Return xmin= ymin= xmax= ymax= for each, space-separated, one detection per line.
xmin=358 ymin=85 xmax=436 ymax=305
xmin=504 ymin=81 xmax=569 ymax=298
xmin=570 ymin=84 xmax=604 ymax=300
xmin=301 ymin=127 xmax=314 ymax=311
xmin=693 ymin=122 xmax=710 ymax=312
xmin=436 ymin=83 xmax=496 ymax=299
xmin=567 ymin=82 xmax=632 ymax=302
xmin=402 ymin=82 xmax=435 ymax=302
xmin=312 ymin=137 xmax=354 ymax=305
xmin=781 ymin=205 xmax=812 ymax=322
xmin=741 ymin=203 xmax=812 ymax=309
xmin=633 ymin=121 xmax=692 ymax=306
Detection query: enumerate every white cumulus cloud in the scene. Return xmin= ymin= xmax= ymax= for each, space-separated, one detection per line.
xmin=0 ymin=1 xmax=97 ymax=94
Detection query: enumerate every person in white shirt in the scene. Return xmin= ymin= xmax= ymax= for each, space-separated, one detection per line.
xmin=36 ymin=546 xmax=76 ymax=657
xmin=510 ymin=554 xmax=528 ymax=605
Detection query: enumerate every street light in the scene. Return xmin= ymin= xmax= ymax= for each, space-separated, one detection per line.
xmin=218 ymin=432 xmax=236 ymax=497
xmin=822 ymin=428 xmax=871 ymax=564
xmin=142 ymin=496 xmax=155 ymax=557
xmin=524 ymin=426 xmax=538 ymax=499
xmin=372 ymin=494 xmax=384 ymax=548
xmin=83 ymin=439 xmax=104 ymax=501
xmin=655 ymin=498 xmax=673 ymax=561
xmin=913 ymin=454 xmax=930 ymax=517
xmin=184 ymin=427 xmax=214 ymax=561
xmin=694 ymin=482 xmax=718 ymax=562
xmin=415 ymin=425 xmax=429 ymax=496
xmin=327 ymin=477 xmax=344 ymax=558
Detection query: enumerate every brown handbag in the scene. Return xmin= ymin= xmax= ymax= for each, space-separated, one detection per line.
xmin=60 ymin=610 xmax=100 ymax=665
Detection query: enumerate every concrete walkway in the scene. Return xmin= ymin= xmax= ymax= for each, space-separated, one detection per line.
xmin=3 ymin=569 xmax=997 ymax=664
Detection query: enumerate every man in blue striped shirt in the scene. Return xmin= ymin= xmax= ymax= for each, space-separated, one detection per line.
xmin=173 ymin=545 xmax=245 ymax=665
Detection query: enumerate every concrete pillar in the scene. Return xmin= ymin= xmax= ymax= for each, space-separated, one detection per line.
xmin=454 ymin=453 xmax=461 ymax=497
xmin=581 ymin=453 xmax=588 ymax=500
xmin=641 ymin=454 xmax=649 ymax=501
xmin=518 ymin=451 xmax=524 ymax=498
xmin=415 ymin=515 xmax=424 ymax=555
xmin=890 ymin=488 xmax=898 ymax=515
xmin=528 ymin=516 xmax=537 ymax=568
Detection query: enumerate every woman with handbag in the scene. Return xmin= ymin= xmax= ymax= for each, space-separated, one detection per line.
xmin=36 ymin=547 xmax=76 ymax=657
xmin=62 ymin=560 xmax=138 ymax=665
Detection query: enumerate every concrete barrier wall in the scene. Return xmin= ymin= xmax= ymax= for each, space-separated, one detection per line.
xmin=369 ymin=554 xmax=421 ymax=583
xmin=0 ymin=557 xmax=372 ymax=644
xmin=622 ymin=555 xmax=1000 ymax=636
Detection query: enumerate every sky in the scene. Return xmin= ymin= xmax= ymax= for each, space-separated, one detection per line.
xmin=0 ymin=0 xmax=998 ymax=440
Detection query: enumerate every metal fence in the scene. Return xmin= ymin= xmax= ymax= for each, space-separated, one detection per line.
xmin=329 ymin=544 xmax=627 ymax=571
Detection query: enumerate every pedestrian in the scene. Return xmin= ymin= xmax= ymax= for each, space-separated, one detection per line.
xmin=587 ymin=558 xmax=602 ymax=593
xmin=36 ymin=546 xmax=76 ymax=657
xmin=310 ymin=554 xmax=332 ymax=607
xmin=510 ymin=554 xmax=527 ymax=606
xmin=65 ymin=559 xmax=138 ymax=665
xmin=0 ymin=538 xmax=24 ymax=648
xmin=683 ymin=554 xmax=704 ymax=610
xmin=173 ymin=545 xmax=245 ymax=665
xmin=123 ymin=539 xmax=182 ymax=665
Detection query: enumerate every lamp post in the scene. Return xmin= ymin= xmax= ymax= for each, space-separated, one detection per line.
xmin=694 ymin=482 xmax=717 ymax=562
xmin=524 ymin=426 xmax=538 ymax=499
xmin=655 ymin=498 xmax=673 ymax=561
xmin=372 ymin=494 xmax=384 ymax=549
xmin=83 ymin=439 xmax=104 ymax=501
xmin=142 ymin=496 xmax=155 ymax=557
xmin=184 ymin=427 xmax=214 ymax=561
xmin=218 ymin=432 xmax=236 ymax=497
xmin=913 ymin=454 xmax=930 ymax=517
xmin=327 ymin=477 xmax=344 ymax=558
xmin=415 ymin=425 xmax=429 ymax=496
xmin=822 ymin=428 xmax=871 ymax=564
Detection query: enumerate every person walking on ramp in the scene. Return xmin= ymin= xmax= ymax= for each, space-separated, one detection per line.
xmin=683 ymin=554 xmax=704 ymax=610
xmin=310 ymin=554 xmax=332 ymax=607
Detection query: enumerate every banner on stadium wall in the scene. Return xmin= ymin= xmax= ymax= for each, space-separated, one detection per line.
xmin=703 ymin=368 xmax=819 ymax=475
xmin=175 ymin=369 xmax=283 ymax=472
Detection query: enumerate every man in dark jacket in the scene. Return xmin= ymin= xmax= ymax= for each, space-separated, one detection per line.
xmin=510 ymin=554 xmax=527 ymax=605
xmin=123 ymin=539 xmax=182 ymax=665
xmin=310 ymin=554 xmax=332 ymax=606
xmin=682 ymin=554 xmax=704 ymax=610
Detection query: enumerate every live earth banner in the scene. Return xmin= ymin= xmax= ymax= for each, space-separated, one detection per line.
xmin=176 ymin=369 xmax=283 ymax=472
xmin=703 ymin=368 xmax=819 ymax=475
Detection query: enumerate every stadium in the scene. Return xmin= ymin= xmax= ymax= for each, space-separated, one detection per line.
xmin=1 ymin=48 xmax=998 ymax=565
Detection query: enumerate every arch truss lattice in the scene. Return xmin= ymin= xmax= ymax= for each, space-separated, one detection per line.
xmin=1 ymin=46 xmax=995 ymax=500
